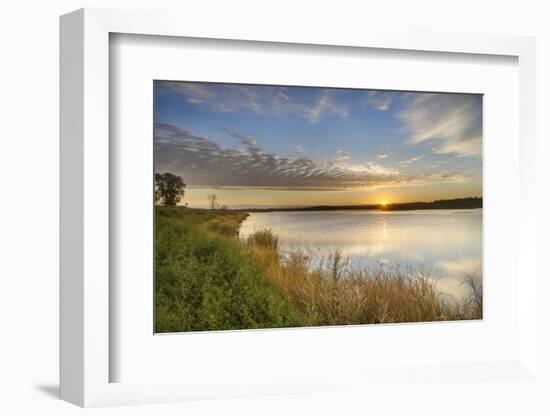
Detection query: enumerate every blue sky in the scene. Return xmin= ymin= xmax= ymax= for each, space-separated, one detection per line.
xmin=154 ymin=81 xmax=482 ymax=208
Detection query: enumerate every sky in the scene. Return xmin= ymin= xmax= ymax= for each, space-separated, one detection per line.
xmin=154 ymin=81 xmax=482 ymax=209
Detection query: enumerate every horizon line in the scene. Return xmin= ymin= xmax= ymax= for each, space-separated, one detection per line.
xmin=177 ymin=196 xmax=483 ymax=211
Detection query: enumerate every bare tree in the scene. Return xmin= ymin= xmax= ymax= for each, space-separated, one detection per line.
xmin=207 ymin=194 xmax=218 ymax=209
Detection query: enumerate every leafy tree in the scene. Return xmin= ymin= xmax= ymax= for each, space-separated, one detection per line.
xmin=207 ymin=194 xmax=218 ymax=209
xmin=155 ymin=173 xmax=186 ymax=206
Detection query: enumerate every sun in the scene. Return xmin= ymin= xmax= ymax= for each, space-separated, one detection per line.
xmin=379 ymin=200 xmax=388 ymax=207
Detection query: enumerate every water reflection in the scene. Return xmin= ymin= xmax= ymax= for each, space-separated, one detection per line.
xmin=240 ymin=209 xmax=482 ymax=299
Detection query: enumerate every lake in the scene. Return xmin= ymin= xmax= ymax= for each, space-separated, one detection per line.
xmin=239 ymin=209 xmax=482 ymax=300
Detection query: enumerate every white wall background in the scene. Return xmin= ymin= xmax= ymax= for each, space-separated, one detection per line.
xmin=0 ymin=1 xmax=548 ymax=414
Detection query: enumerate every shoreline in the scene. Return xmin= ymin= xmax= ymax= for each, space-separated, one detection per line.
xmin=155 ymin=206 xmax=482 ymax=333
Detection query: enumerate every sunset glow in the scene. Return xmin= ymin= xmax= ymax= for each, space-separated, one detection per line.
xmin=154 ymin=81 xmax=482 ymax=208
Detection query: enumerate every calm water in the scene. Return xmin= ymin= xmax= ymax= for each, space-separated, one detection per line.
xmin=239 ymin=209 xmax=482 ymax=299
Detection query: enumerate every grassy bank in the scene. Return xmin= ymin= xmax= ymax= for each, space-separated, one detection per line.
xmin=155 ymin=206 xmax=303 ymax=332
xmin=155 ymin=206 xmax=482 ymax=333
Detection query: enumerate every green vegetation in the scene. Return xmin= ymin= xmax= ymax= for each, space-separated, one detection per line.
xmin=155 ymin=206 xmax=482 ymax=333
xmin=155 ymin=206 xmax=302 ymax=332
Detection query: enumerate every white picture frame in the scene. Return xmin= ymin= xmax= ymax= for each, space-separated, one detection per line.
xmin=60 ymin=7 xmax=538 ymax=408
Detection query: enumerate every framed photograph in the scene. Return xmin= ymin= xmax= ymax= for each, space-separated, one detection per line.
xmin=152 ymin=80 xmax=484 ymax=334
xmin=60 ymin=8 xmax=539 ymax=408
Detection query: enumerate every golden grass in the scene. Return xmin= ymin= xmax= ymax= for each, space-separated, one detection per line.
xmin=245 ymin=229 xmax=482 ymax=326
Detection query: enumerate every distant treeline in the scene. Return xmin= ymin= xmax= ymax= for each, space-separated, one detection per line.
xmin=242 ymin=197 xmax=482 ymax=213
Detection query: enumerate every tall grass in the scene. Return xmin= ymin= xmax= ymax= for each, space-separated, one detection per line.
xmin=245 ymin=228 xmax=279 ymax=250
xmin=460 ymin=275 xmax=483 ymax=319
xmin=155 ymin=207 xmax=482 ymax=333
xmin=246 ymin=229 xmax=482 ymax=325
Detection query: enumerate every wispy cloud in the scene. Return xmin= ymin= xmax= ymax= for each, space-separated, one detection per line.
xmin=334 ymin=161 xmax=399 ymax=176
xmin=398 ymin=155 xmax=424 ymax=167
xmin=305 ymin=94 xmax=349 ymax=123
xmin=399 ymin=94 xmax=482 ymax=157
xmin=155 ymin=123 xmax=470 ymax=191
xmin=159 ymin=82 xmax=349 ymax=124
xmin=366 ymin=91 xmax=394 ymax=111
xmin=222 ymin=126 xmax=260 ymax=147
xmin=333 ymin=150 xmax=350 ymax=161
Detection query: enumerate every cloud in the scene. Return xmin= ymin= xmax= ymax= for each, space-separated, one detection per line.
xmin=277 ymin=91 xmax=290 ymax=101
xmin=399 ymin=93 xmax=482 ymax=157
xmin=222 ymin=126 xmax=260 ymax=148
xmin=366 ymin=91 xmax=394 ymax=111
xmin=398 ymin=155 xmax=424 ymax=167
xmin=155 ymin=123 xmax=470 ymax=191
xmin=335 ymin=161 xmax=399 ymax=176
xmin=158 ymin=81 xmax=349 ymax=123
xmin=333 ymin=150 xmax=350 ymax=161
xmin=305 ymin=94 xmax=349 ymax=123
xmin=431 ymin=134 xmax=481 ymax=157
xmin=376 ymin=153 xmax=389 ymax=159
xmin=292 ymin=145 xmax=304 ymax=153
